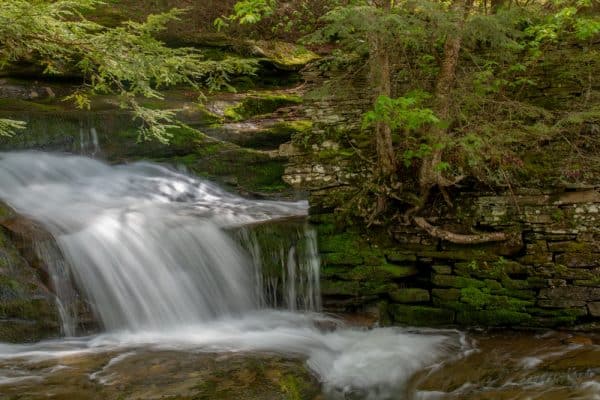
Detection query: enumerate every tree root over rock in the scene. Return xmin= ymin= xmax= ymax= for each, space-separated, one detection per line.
xmin=413 ymin=216 xmax=510 ymax=244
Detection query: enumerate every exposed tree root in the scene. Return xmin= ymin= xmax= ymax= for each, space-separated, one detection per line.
xmin=413 ymin=216 xmax=510 ymax=244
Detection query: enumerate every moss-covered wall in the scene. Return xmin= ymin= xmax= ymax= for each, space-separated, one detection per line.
xmin=311 ymin=189 xmax=600 ymax=329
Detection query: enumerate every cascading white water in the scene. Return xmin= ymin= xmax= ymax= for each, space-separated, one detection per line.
xmin=0 ymin=151 xmax=310 ymax=330
xmin=0 ymin=151 xmax=466 ymax=398
xmin=236 ymin=221 xmax=322 ymax=312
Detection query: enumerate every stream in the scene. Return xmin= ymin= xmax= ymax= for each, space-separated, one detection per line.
xmin=0 ymin=151 xmax=598 ymax=400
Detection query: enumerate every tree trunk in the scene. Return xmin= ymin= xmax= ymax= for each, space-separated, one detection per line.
xmin=373 ymin=40 xmax=397 ymax=176
xmin=419 ymin=0 xmax=473 ymax=196
xmin=490 ymin=0 xmax=505 ymax=13
xmin=369 ymin=0 xmax=396 ymax=178
xmin=414 ymin=0 xmax=510 ymax=244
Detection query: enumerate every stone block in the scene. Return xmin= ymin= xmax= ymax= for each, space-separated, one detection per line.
xmin=537 ymin=299 xmax=587 ymax=308
xmin=588 ymin=302 xmax=600 ymax=317
xmin=385 ymin=251 xmax=417 ymax=264
xmin=555 ymin=252 xmax=599 ymax=268
xmin=432 ymin=288 xmax=462 ymax=301
xmin=526 ymin=276 xmax=548 ymax=289
xmin=501 ymin=278 xmax=531 ymax=290
xmin=320 ymin=280 xmax=360 ymax=296
xmin=378 ymin=264 xmax=419 ymax=278
xmin=391 ymin=305 xmax=455 ymax=326
xmin=322 ymin=252 xmax=363 ymax=265
xmin=432 ymin=274 xmax=486 ymax=289
xmin=539 ymin=286 xmax=600 ymax=302
xmin=456 ymin=310 xmax=532 ymax=326
xmin=432 ymin=265 xmax=452 ymax=274
xmin=518 ymin=253 xmax=553 ymax=265
xmin=548 ymin=241 xmax=600 ymax=253
xmin=389 ymin=288 xmax=430 ymax=303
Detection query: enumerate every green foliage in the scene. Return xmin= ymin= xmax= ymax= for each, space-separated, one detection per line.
xmin=362 ymin=92 xmax=439 ymax=132
xmin=0 ymin=119 xmax=26 ymax=137
xmin=0 ymin=0 xmax=257 ymax=142
xmin=304 ymin=2 xmax=442 ymax=56
xmin=215 ymin=0 xmax=276 ymax=29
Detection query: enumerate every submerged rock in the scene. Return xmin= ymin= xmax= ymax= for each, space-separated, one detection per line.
xmin=0 ymin=350 xmax=321 ymax=400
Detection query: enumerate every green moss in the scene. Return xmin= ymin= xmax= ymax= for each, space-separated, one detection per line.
xmin=459 ymin=285 xmax=534 ymax=313
xmin=0 ymin=203 xmax=13 ymax=219
xmin=460 ymin=287 xmax=491 ymax=310
xmin=391 ymin=305 xmax=455 ymax=326
xmin=344 ymin=264 xmax=418 ymax=280
xmin=272 ymin=120 xmax=312 ymax=135
xmin=318 ymin=232 xmax=362 ymax=254
xmin=456 ymin=309 xmax=532 ymax=326
xmin=279 ymin=374 xmax=302 ymax=400
xmin=432 ymin=274 xmax=486 ymax=289
xmin=389 ymin=288 xmax=430 ymax=303
xmin=0 ymin=98 xmax=64 ymax=113
xmin=417 ymin=249 xmax=495 ymax=261
xmin=222 ymin=120 xmax=312 ymax=150
xmin=493 ymin=288 xmax=537 ymax=300
xmin=320 ymin=280 xmax=360 ymax=296
xmin=483 ymin=279 xmax=503 ymax=291
xmin=322 ymin=252 xmax=363 ymax=265
xmin=254 ymin=41 xmax=320 ymax=70
xmin=432 ymin=265 xmax=452 ymax=274
xmin=362 ymin=281 xmax=398 ymax=296
xmin=147 ymin=133 xmax=291 ymax=194
xmin=432 ymin=288 xmax=462 ymax=301
xmin=500 ymin=277 xmax=531 ymax=290
xmin=385 ymin=251 xmax=418 ymax=264
xmin=224 ymin=93 xmax=303 ymax=121
xmin=527 ymin=307 xmax=586 ymax=326
xmin=378 ymin=264 xmax=419 ymax=278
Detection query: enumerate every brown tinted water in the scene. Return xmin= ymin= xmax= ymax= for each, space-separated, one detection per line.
xmin=0 ymin=330 xmax=597 ymax=400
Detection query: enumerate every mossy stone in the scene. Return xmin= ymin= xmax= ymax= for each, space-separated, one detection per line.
xmin=432 ymin=288 xmax=462 ymax=301
xmin=322 ymin=252 xmax=363 ymax=266
xmin=456 ymin=310 xmax=532 ymax=326
xmin=391 ymin=305 xmax=456 ymax=326
xmin=320 ymin=280 xmax=360 ymax=296
xmin=431 ymin=274 xmax=486 ymax=289
xmin=389 ymin=288 xmax=431 ymax=303
xmin=224 ymin=93 xmax=302 ymax=122
xmin=385 ymin=251 xmax=417 ymax=264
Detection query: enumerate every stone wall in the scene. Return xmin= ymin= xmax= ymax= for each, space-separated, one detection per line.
xmin=310 ymin=189 xmax=600 ymax=329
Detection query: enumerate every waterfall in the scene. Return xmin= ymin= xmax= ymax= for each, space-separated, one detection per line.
xmin=32 ymin=240 xmax=80 ymax=336
xmin=236 ymin=220 xmax=321 ymax=312
xmin=0 ymin=151 xmax=309 ymax=332
xmin=0 ymin=151 xmax=464 ymax=397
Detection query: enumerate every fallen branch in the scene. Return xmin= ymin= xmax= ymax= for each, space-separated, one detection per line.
xmin=414 ymin=216 xmax=510 ymax=244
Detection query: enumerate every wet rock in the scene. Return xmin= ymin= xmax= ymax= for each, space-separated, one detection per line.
xmin=431 ymin=265 xmax=452 ymax=274
xmin=389 ymin=288 xmax=430 ymax=303
xmin=555 ymin=252 xmax=599 ymax=268
xmin=391 ymin=305 xmax=455 ymax=326
xmin=432 ymin=274 xmax=486 ymax=289
xmin=539 ymin=286 xmax=600 ymax=303
xmin=432 ymin=288 xmax=462 ymax=301
xmin=0 ymin=350 xmax=321 ymax=400
xmin=561 ymin=335 xmax=594 ymax=346
xmin=0 ymin=208 xmax=60 ymax=342
xmin=588 ymin=302 xmax=600 ymax=317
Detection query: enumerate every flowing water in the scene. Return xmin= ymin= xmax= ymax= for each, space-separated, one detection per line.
xmin=0 ymin=151 xmax=597 ymax=400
